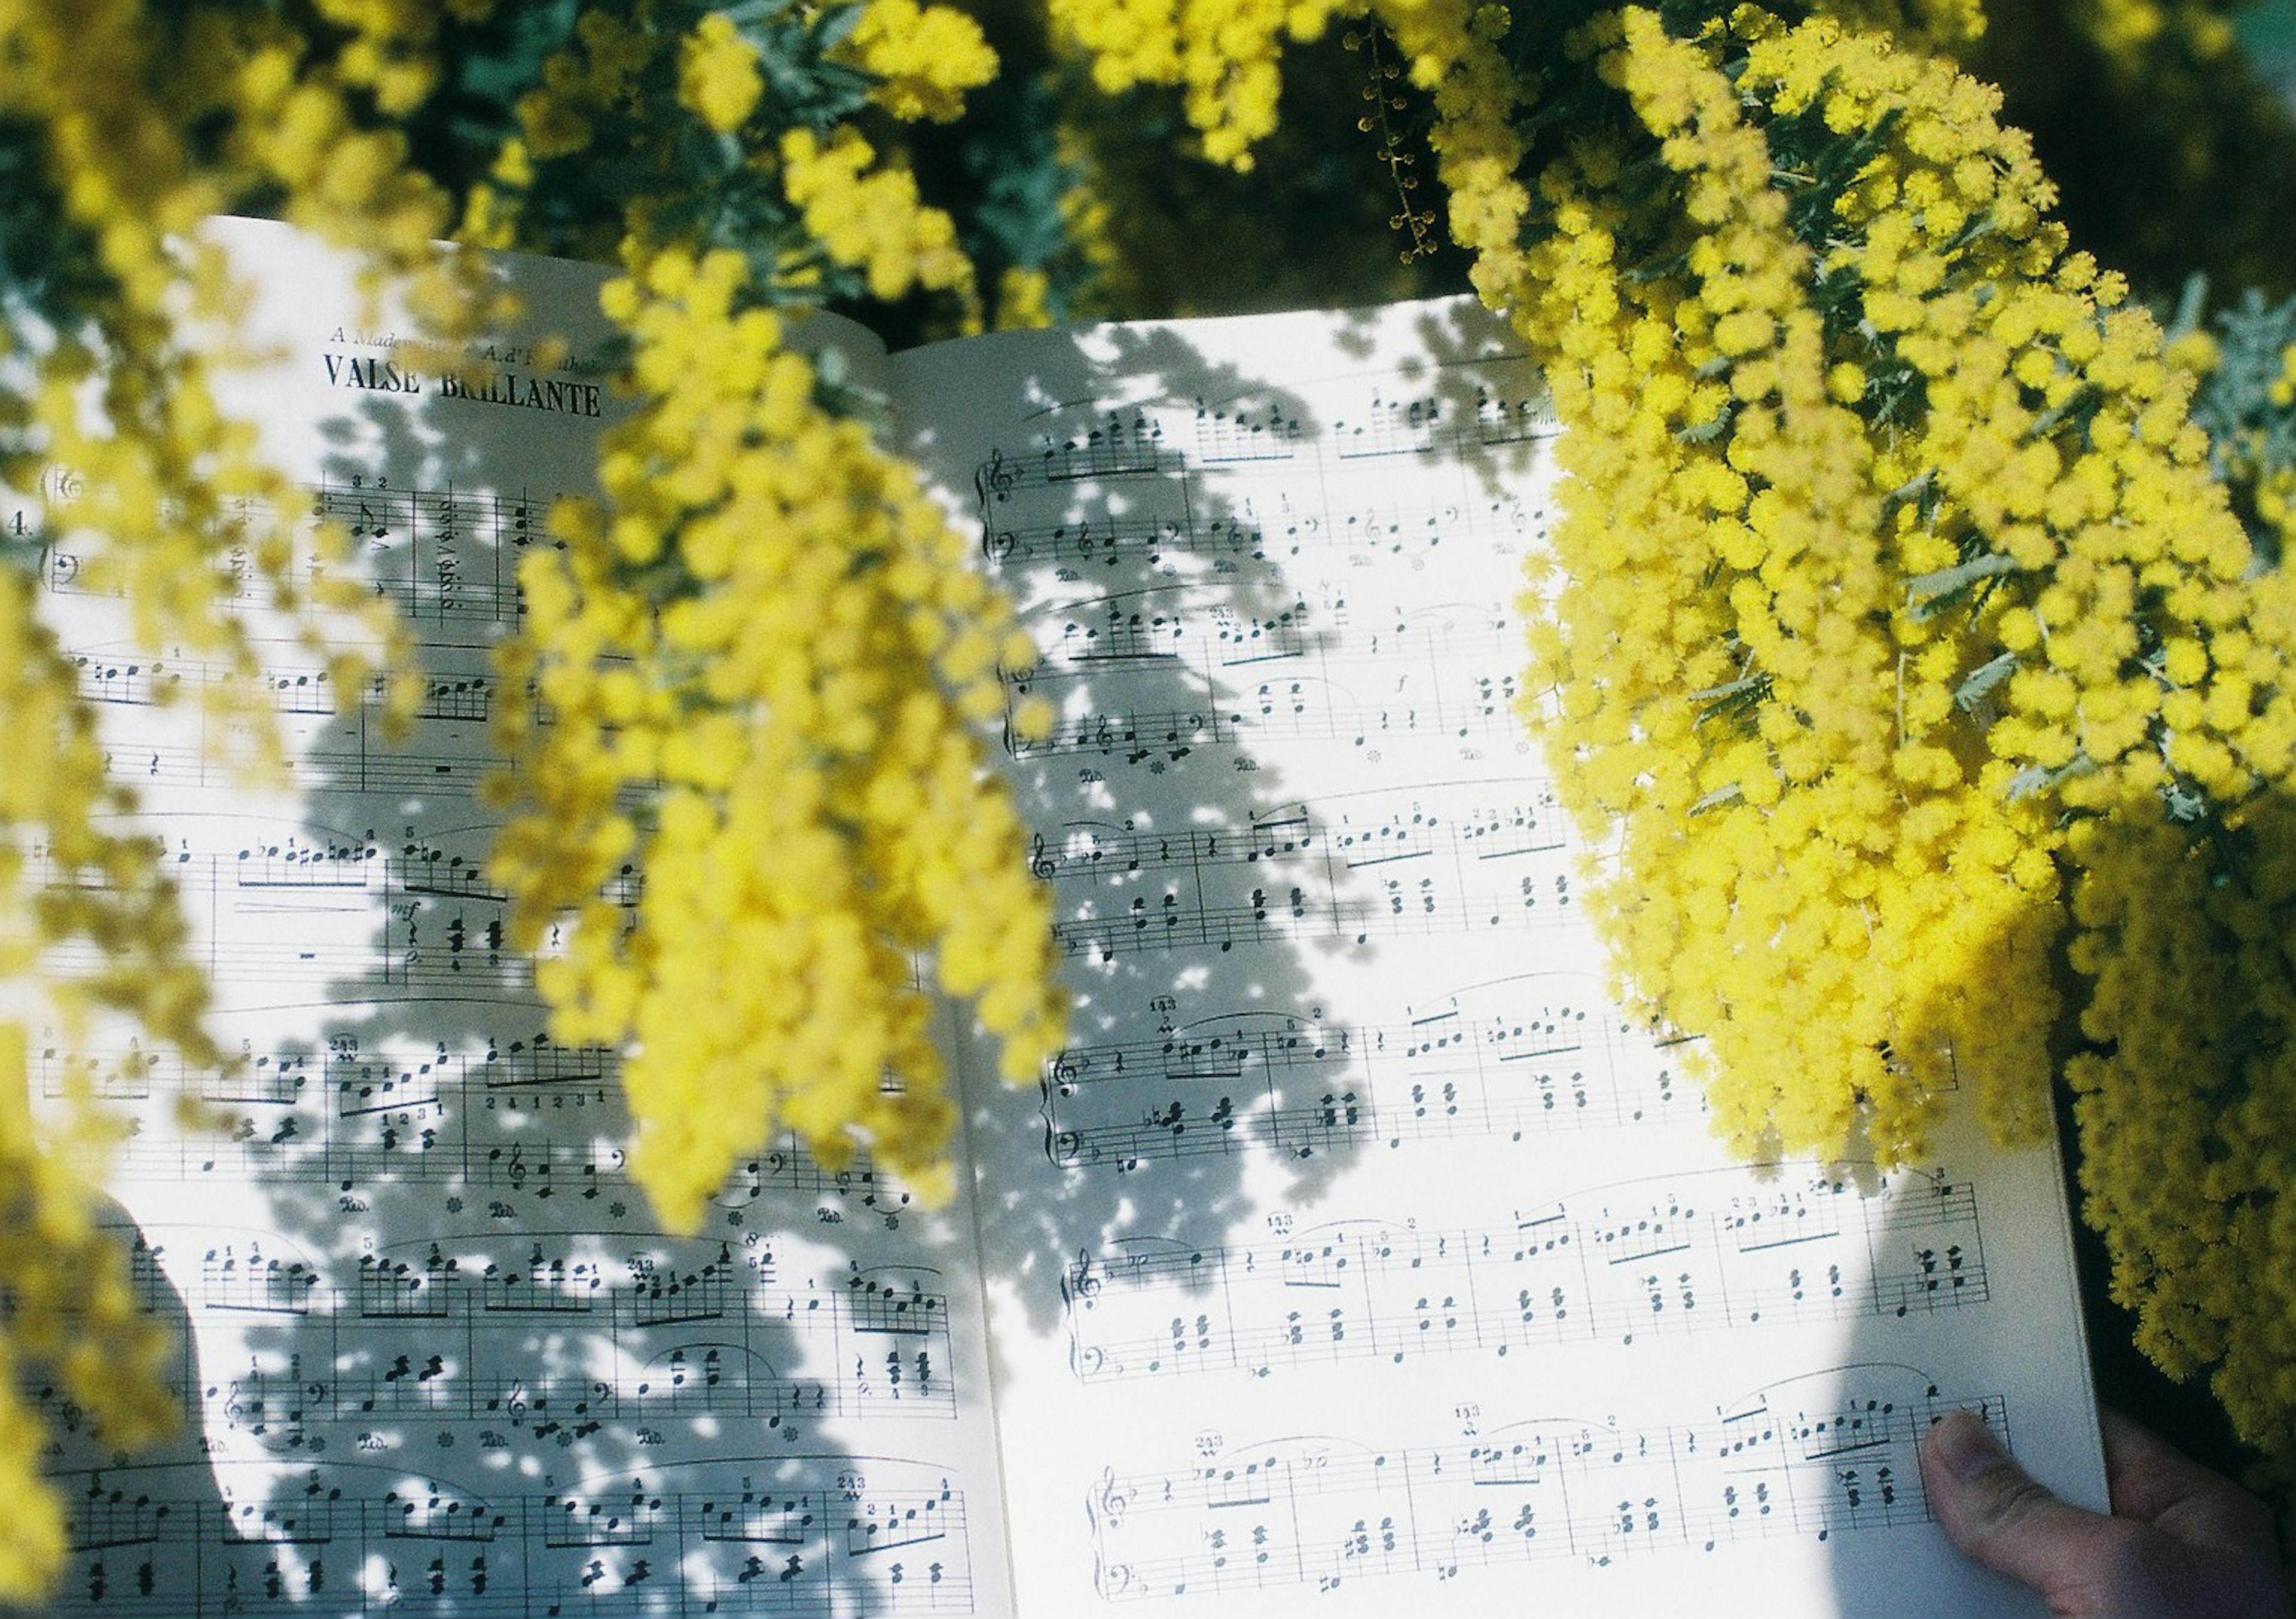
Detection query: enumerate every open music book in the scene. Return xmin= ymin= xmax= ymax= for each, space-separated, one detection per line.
xmin=13 ymin=216 xmax=2105 ymax=1618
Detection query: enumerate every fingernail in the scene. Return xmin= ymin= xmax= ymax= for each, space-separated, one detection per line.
xmin=1930 ymin=1409 xmax=2006 ymax=1481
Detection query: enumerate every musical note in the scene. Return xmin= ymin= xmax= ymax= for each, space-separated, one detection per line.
xmin=62 ymin=1226 xmax=958 ymax=1448
xmin=1037 ymin=979 xmax=1710 ymax=1171
xmin=29 ymin=1035 xmax=930 ymax=1222
xmin=1029 ymin=784 xmax=1574 ymax=962
xmin=1060 ymin=1166 xmax=1990 ymax=1380
xmin=1087 ymin=1373 xmax=2003 ymax=1599
xmin=33 ymin=1458 xmax=975 ymax=1617
xmin=1004 ymin=594 xmax=1522 ymax=763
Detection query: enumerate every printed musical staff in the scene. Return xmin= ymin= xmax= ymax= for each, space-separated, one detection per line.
xmin=36 ymin=832 xmax=636 ymax=1007
xmin=26 ymin=221 xmax=1010 ymax=1619
xmin=36 ymin=1458 xmax=973 ymax=1617
xmin=981 ymin=494 xmax=1541 ymax=576
xmin=976 ymin=377 xmax=1553 ymax=789
xmin=41 ymin=1230 xmax=954 ymax=1458
xmin=972 ymin=386 xmax=1553 ymax=527
xmin=108 ymin=735 xmax=445 ymax=797
xmin=1031 ymin=784 xmax=1574 ymax=963
xmin=44 ymin=931 xmax=533 ymax=1007
xmin=312 ymin=477 xmax=547 ymax=633
xmin=1088 ymin=1373 xmax=2005 ymax=1600
xmin=1329 ymin=387 xmax=1558 ymax=460
xmin=30 ymin=1036 xmax=916 ymax=1220
xmin=973 ymin=411 xmax=1179 ymax=507
xmin=1332 ymin=390 xmax=1446 ymax=459
xmin=927 ymin=295 xmax=2089 ymax=1618
xmin=43 ymin=478 xmax=558 ymax=640
xmin=1192 ymin=399 xmax=1303 ymax=464
xmin=1006 ymin=593 xmax=1522 ymax=763
xmin=1038 ymin=979 xmax=1705 ymax=1171
xmin=27 ymin=234 xmax=2099 ymax=1619
xmin=72 ymin=649 xmax=495 ymax=725
xmin=71 ymin=640 xmax=512 ymax=798
xmin=1060 ymin=1166 xmax=1987 ymax=1381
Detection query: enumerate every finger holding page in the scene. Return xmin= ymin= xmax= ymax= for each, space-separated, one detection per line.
xmin=1920 ymin=1407 xmax=2292 ymax=1618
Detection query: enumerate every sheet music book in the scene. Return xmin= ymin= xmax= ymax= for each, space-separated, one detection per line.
xmin=8 ymin=215 xmax=2106 ymax=1618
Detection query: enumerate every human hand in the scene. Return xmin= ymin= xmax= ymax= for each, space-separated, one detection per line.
xmin=1918 ymin=1406 xmax=2290 ymax=1617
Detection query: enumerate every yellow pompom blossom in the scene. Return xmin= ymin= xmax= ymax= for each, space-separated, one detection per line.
xmin=1052 ymin=127 xmax=1131 ymax=304
xmin=459 ymin=2 xmax=1068 ymax=1234
xmin=306 ymin=0 xmax=499 ymax=114
xmin=1494 ymin=14 xmax=2080 ymax=1162
xmin=2 ymin=0 xmax=483 ymax=701
xmin=994 ymin=264 xmax=1059 ymax=331
xmin=8 ymin=0 xmax=2295 ymax=1577
xmin=488 ymin=248 xmax=1063 ymax=1229
xmin=781 ymin=127 xmax=979 ymax=304
xmin=515 ymin=8 xmax=661 ymax=166
xmin=5 ymin=0 xmax=1054 ymax=1583
xmin=2073 ymin=0 xmax=2238 ymax=75
xmin=678 ymin=11 xmax=766 ymax=133
xmin=2196 ymin=334 xmax=2296 ymax=564
xmin=1512 ymin=6 xmax=2294 ymax=1501
xmin=833 ymin=0 xmax=1001 ymax=123
xmin=0 ymin=575 xmax=200 ymax=1588
xmin=0 ymin=0 xmax=502 ymax=1592
xmin=1965 ymin=0 xmax=2296 ymax=296
xmin=2061 ymin=774 xmax=2296 ymax=1468
xmin=1049 ymin=0 xmax=2296 ymax=1505
xmin=2163 ymin=326 xmax=2221 ymax=378
xmin=478 ymin=8 xmax=661 ymax=259
xmin=1379 ymin=1 xmax=1531 ymax=307
xmin=1824 ymin=0 xmax=1988 ymax=48
xmin=1047 ymin=0 xmax=1356 ymax=168
xmin=1495 ymin=7 xmax=2293 ymax=1486
xmin=1043 ymin=0 xmax=1534 ymax=300
xmin=0 ymin=566 xmax=215 ymax=1056
xmin=225 ymin=14 xmax=494 ymax=328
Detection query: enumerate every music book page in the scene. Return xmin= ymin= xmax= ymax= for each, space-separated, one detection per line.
xmin=891 ymin=297 xmax=2107 ymax=1618
xmin=13 ymin=216 xmax=2104 ymax=1618
xmin=22 ymin=216 xmax=1016 ymax=1619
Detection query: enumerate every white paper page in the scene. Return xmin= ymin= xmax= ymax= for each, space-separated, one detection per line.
xmin=891 ymin=298 xmax=2107 ymax=1619
xmin=11 ymin=217 xmax=1013 ymax=1619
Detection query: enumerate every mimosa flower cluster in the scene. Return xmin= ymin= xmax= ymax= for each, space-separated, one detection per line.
xmin=1963 ymin=0 xmax=2296 ymax=296
xmin=0 ymin=0 xmax=500 ymax=1593
xmin=1542 ymin=5 xmax=2292 ymax=1509
xmin=470 ymin=1 xmax=1063 ymax=1233
xmin=1048 ymin=0 xmax=1347 ymax=167
xmin=487 ymin=245 xmax=1064 ymax=1228
xmin=4 ymin=0 xmax=1071 ymax=1588
xmin=1048 ymin=0 xmax=2296 ymax=1520
xmin=1511 ymin=14 xmax=2294 ymax=1483
xmin=10 ymin=0 xmax=2296 ymax=1594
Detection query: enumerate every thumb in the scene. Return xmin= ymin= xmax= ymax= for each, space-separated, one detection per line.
xmin=1920 ymin=1409 xmax=2125 ymax=1602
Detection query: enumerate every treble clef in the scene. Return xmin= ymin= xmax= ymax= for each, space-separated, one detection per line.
xmin=975 ymin=448 xmax=1018 ymax=511
xmin=1065 ymin=1248 xmax=1103 ymax=1306
xmin=1091 ymin=1467 xmax=1132 ymax=1533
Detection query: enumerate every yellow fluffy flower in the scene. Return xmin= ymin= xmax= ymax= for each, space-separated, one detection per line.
xmin=780 ymin=127 xmax=976 ymax=303
xmin=835 ymin=0 xmax=999 ymax=121
xmin=490 ymin=248 xmax=1061 ymax=1228
xmin=677 ymin=11 xmax=764 ymax=133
